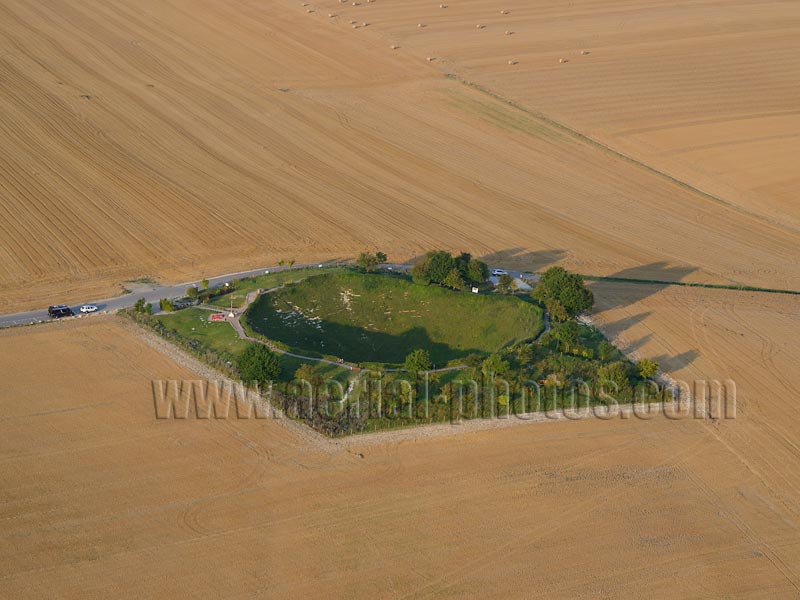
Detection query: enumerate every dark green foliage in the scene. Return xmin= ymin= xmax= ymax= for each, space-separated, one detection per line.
xmin=412 ymin=250 xmax=489 ymax=287
xmin=552 ymin=320 xmax=579 ymax=352
xmin=186 ymin=287 xmax=198 ymax=298
xmin=356 ymin=251 xmax=388 ymax=272
xmin=405 ymin=348 xmax=432 ymax=373
xmin=482 ymin=353 xmax=510 ymax=377
xmin=496 ymin=273 xmax=516 ymax=294
xmin=443 ymin=268 xmax=466 ymax=290
xmin=237 ymin=344 xmax=281 ymax=386
xmin=411 ymin=261 xmax=431 ymax=285
xmin=637 ymin=358 xmax=659 ymax=380
xmin=159 ymin=298 xmax=175 ymax=312
xmin=532 ymin=267 xmax=594 ymax=319
xmin=133 ymin=297 xmax=147 ymax=313
xmin=467 ymin=259 xmax=490 ymax=284
xmin=598 ymin=341 xmax=615 ymax=361
xmin=427 ymin=251 xmax=456 ymax=283
xmin=597 ymin=361 xmax=631 ymax=392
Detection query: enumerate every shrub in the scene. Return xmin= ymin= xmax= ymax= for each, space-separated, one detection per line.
xmin=637 ymin=358 xmax=659 ymax=380
xmin=356 ymin=251 xmax=388 ymax=272
xmin=404 ymin=348 xmax=432 ymax=374
xmin=237 ymin=344 xmax=281 ymax=386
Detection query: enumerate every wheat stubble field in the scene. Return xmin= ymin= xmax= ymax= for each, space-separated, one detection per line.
xmin=1 ymin=0 xmax=800 ymax=311
xmin=2 ymin=0 xmax=800 ymax=597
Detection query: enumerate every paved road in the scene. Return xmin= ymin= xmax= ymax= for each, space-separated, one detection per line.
xmin=0 ymin=262 xmax=538 ymax=329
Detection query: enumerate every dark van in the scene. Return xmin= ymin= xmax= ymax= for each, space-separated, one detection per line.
xmin=48 ymin=305 xmax=74 ymax=318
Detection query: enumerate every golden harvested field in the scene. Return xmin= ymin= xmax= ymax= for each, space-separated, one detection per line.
xmin=3 ymin=1 xmax=800 ymax=597
xmin=1 ymin=0 xmax=800 ymax=311
xmin=2 ymin=298 xmax=800 ymax=597
xmin=319 ymin=0 xmax=800 ymax=232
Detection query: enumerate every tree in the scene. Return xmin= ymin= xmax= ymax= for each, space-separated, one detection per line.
xmin=496 ymin=273 xmax=516 ymax=294
xmin=356 ymin=251 xmax=387 ymax=272
xmin=637 ymin=358 xmax=659 ymax=380
xmin=516 ymin=343 xmax=534 ymax=365
xmin=532 ymin=267 xmax=593 ymax=318
xmin=412 ymin=251 xmax=489 ymax=287
xmin=200 ymin=279 xmax=209 ymax=290
xmin=467 ymin=259 xmax=490 ymax=284
xmin=597 ymin=361 xmax=630 ymax=392
xmin=482 ymin=353 xmax=510 ymax=378
xmin=443 ymin=268 xmax=466 ymax=290
xmin=294 ymin=363 xmax=314 ymax=382
xmin=159 ymin=298 xmax=174 ymax=312
xmin=598 ymin=341 xmax=615 ymax=361
xmin=133 ymin=297 xmax=146 ymax=313
xmin=545 ymin=298 xmax=569 ymax=322
xmin=237 ymin=344 xmax=281 ymax=386
xmin=186 ymin=287 xmax=198 ymax=299
xmin=426 ymin=251 xmax=455 ymax=284
xmin=144 ymin=303 xmax=152 ymax=315
xmin=552 ymin=321 xmax=579 ymax=352
xmin=404 ymin=348 xmax=432 ymax=374
xmin=464 ymin=353 xmax=483 ymax=369
xmin=411 ymin=260 xmax=431 ymax=285
xmin=287 ymin=258 xmax=296 ymax=269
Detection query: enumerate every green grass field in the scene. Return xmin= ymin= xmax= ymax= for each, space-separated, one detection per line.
xmin=208 ymin=266 xmax=347 ymax=308
xmin=154 ymin=308 xmax=351 ymax=383
xmin=244 ymin=272 xmax=543 ymax=365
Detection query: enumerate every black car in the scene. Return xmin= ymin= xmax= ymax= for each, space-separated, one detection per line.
xmin=48 ymin=305 xmax=74 ymax=318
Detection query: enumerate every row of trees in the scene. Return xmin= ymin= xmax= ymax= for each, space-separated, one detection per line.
xmin=411 ymin=251 xmax=490 ymax=290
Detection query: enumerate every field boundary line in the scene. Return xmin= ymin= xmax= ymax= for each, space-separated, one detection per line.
xmin=445 ymin=73 xmax=800 ymax=237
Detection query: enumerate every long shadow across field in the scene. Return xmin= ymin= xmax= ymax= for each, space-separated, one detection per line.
xmin=480 ymin=248 xmax=566 ymax=272
xmin=588 ymin=262 xmax=699 ymax=311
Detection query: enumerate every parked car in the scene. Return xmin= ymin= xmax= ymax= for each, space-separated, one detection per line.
xmin=79 ymin=304 xmax=98 ymax=313
xmin=491 ymin=269 xmax=508 ymax=276
xmin=48 ymin=305 xmax=74 ymax=318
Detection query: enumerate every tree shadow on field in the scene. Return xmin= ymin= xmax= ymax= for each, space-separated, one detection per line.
xmin=621 ymin=334 xmax=654 ymax=356
xmin=479 ymin=248 xmax=567 ymax=272
xmin=653 ymin=349 xmax=700 ymax=373
xmin=589 ymin=262 xmax=699 ymax=312
xmin=601 ymin=311 xmax=652 ymax=340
